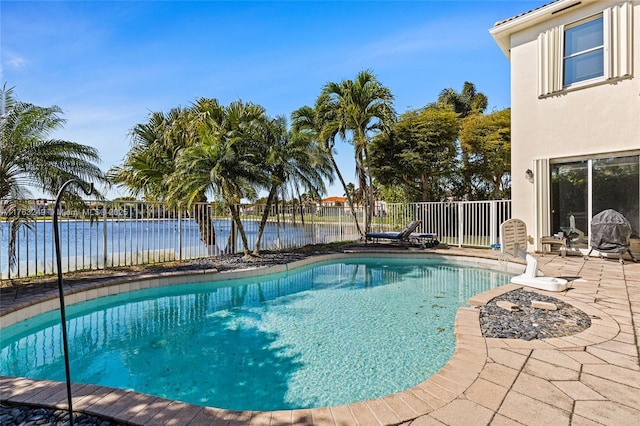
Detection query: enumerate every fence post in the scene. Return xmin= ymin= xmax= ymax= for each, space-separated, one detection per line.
xmin=102 ymin=203 xmax=108 ymax=269
xmin=457 ymin=202 xmax=464 ymax=248
xmin=231 ymin=209 xmax=238 ymax=254
xmin=178 ymin=210 xmax=183 ymax=261
xmin=312 ymin=207 xmax=316 ymax=244
xmin=490 ymin=201 xmax=498 ymax=246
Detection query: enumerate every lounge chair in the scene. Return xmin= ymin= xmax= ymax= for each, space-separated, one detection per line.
xmin=408 ymin=232 xmax=439 ymax=248
xmin=365 ymin=220 xmax=423 ymax=244
xmin=500 ymin=218 xmax=568 ymax=292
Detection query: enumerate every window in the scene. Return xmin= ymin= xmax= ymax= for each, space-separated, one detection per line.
xmin=537 ymin=2 xmax=633 ymax=96
xmin=563 ymin=16 xmax=604 ymax=86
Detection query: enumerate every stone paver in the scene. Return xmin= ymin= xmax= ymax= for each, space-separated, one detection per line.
xmin=462 ymin=378 xmax=508 ymax=411
xmin=497 ymin=392 xmax=570 ymax=426
xmin=573 ymin=401 xmax=640 ymax=425
xmin=1 ymin=248 xmax=639 ymax=425
xmin=511 ymin=372 xmax=574 ymax=412
xmin=428 ymin=399 xmax=494 ymax=426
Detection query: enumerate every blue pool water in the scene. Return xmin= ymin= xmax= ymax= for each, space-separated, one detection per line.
xmin=0 ymin=258 xmax=510 ymax=410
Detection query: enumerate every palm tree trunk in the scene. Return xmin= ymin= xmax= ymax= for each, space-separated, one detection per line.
xmin=253 ymin=185 xmax=277 ymax=255
xmin=193 ymin=202 xmax=216 ymax=256
xmin=364 ymin=146 xmax=375 ymax=235
xmin=228 ymin=203 xmax=250 ymax=256
xmin=329 ymin=153 xmax=364 ymax=237
xmin=296 ymin=188 xmax=305 ymax=226
xmin=276 ymin=195 xmax=282 ymax=249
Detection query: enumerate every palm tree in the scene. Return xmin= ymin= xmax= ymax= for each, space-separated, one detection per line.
xmin=436 ymin=81 xmax=489 ymax=198
xmin=320 ymin=70 xmax=395 ymax=235
xmin=252 ymin=115 xmax=333 ymax=255
xmin=344 ymin=182 xmax=357 ymax=203
xmin=107 ymin=101 xmax=227 ymax=253
xmin=1 ymin=84 xmax=103 ymax=272
xmin=436 ymin=81 xmax=488 ymax=118
xmin=106 ymin=108 xmax=185 ymax=198
xmin=291 ymin=94 xmax=365 ymax=237
xmin=167 ymin=100 xmax=268 ymax=257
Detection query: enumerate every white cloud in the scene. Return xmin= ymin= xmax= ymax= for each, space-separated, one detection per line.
xmin=0 ymin=49 xmax=28 ymax=79
xmin=357 ymin=15 xmax=491 ymax=64
xmin=7 ymin=52 xmax=27 ymax=68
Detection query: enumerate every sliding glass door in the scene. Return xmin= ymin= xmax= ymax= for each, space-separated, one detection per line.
xmin=592 ymin=156 xmax=639 ymax=236
xmin=551 ymin=154 xmax=639 ymax=248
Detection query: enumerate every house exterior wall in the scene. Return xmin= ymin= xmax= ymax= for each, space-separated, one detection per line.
xmin=500 ymin=0 xmax=640 ymax=249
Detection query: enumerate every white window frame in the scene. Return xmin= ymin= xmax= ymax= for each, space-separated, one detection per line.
xmin=562 ymin=14 xmax=605 ymax=88
xmin=537 ymin=1 xmax=633 ymax=97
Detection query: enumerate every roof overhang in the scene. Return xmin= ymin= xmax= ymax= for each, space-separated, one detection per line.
xmin=490 ymin=0 xmax=584 ymax=60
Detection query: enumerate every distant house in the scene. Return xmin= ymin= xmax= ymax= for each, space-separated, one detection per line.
xmin=490 ymin=0 xmax=639 ymax=252
xmin=321 ymin=196 xmax=347 ymax=207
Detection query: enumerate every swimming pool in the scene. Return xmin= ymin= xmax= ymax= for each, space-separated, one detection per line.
xmin=0 ymin=256 xmax=511 ymax=411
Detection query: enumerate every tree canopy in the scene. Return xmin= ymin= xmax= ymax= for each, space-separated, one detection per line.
xmin=319 ymin=70 xmax=395 ymax=234
xmin=109 ymin=98 xmax=333 ymax=255
xmin=459 ymin=108 xmax=511 ymax=199
xmin=369 ymin=81 xmax=511 ymax=202
xmin=1 ymin=84 xmax=103 ymax=201
xmin=1 ymin=84 xmax=104 ymax=270
xmin=370 ymin=106 xmax=459 ymax=202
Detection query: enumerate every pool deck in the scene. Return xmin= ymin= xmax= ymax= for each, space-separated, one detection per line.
xmin=1 ymin=247 xmax=639 ymax=425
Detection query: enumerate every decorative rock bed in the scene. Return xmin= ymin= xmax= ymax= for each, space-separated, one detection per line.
xmin=0 ymin=403 xmax=123 ymax=426
xmin=479 ymin=288 xmax=592 ymax=340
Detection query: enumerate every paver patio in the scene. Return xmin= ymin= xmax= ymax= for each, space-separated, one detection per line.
xmin=1 ymin=247 xmax=639 ymax=425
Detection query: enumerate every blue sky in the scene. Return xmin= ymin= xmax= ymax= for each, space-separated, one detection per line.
xmin=1 ymin=0 xmax=547 ymax=199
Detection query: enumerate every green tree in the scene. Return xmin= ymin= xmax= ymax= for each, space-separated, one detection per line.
xmin=378 ymin=184 xmax=411 ymax=204
xmin=321 ymin=70 xmax=395 ymax=234
xmin=107 ymin=103 xmax=219 ymax=251
xmin=370 ymin=106 xmax=460 ymax=202
xmin=291 ymin=95 xmax=364 ymax=236
xmin=436 ymin=81 xmax=490 ymax=199
xmin=437 ymin=81 xmax=488 ymax=118
xmin=251 ymin=115 xmax=333 ymax=255
xmin=344 ymin=182 xmax=357 ymax=203
xmin=459 ymin=108 xmax=511 ymax=199
xmin=1 ymin=85 xmax=103 ymax=200
xmin=166 ymin=100 xmax=268 ymax=256
xmin=1 ymin=84 xmax=103 ymax=271
xmin=106 ymin=108 xmax=185 ymax=198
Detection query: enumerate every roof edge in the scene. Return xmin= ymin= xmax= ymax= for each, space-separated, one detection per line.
xmin=489 ymin=0 xmax=583 ymax=59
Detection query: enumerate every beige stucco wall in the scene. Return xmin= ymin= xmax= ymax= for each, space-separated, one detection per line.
xmin=506 ymin=0 xmax=640 ymax=249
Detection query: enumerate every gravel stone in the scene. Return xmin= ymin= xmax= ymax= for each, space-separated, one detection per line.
xmin=0 ymin=404 xmax=124 ymax=426
xmin=479 ymin=288 xmax=591 ymax=339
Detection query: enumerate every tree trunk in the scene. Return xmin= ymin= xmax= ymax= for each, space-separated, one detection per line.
xmin=193 ymin=202 xmax=216 ymax=256
xmin=253 ymin=185 xmax=277 ymax=255
xmin=329 ymin=153 xmax=364 ymax=237
xmin=191 ymin=193 xmax=216 ymax=254
xmin=297 ymin=190 xmax=305 ymax=226
xmin=364 ymin=146 xmax=374 ymax=235
xmin=228 ymin=203 xmax=250 ymax=256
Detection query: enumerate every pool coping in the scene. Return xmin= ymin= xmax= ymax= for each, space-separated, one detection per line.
xmin=1 ymin=248 xmax=638 ymax=425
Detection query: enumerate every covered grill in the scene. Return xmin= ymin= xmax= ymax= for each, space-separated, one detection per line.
xmin=585 ymin=209 xmax=637 ymax=264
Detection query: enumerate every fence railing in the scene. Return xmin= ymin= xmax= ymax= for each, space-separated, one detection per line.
xmin=371 ymin=200 xmax=512 ymax=247
xmin=1 ymin=200 xmax=510 ymax=279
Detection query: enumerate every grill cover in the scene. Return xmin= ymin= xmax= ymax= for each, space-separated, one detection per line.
xmin=589 ymin=209 xmax=632 ymax=253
